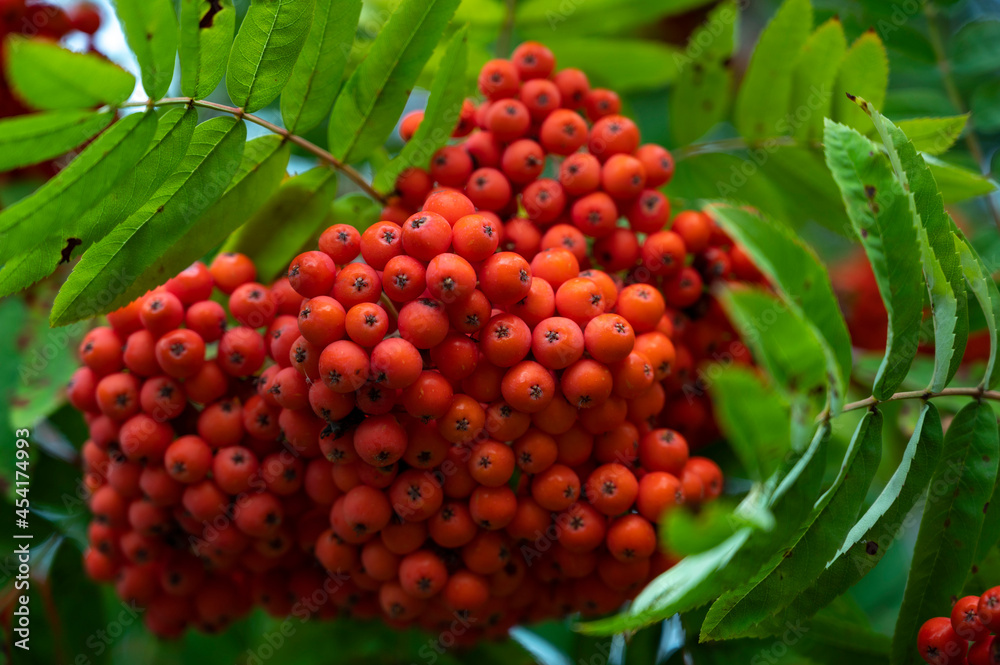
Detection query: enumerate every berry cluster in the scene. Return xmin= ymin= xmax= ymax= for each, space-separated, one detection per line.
xmin=71 ymin=40 xmax=768 ymax=641
xmin=71 ymin=256 xmax=323 ymax=637
xmin=918 ymin=588 xmax=1000 ymax=664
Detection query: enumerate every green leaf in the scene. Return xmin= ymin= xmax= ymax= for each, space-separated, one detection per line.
xmin=860 ymin=101 xmax=969 ymax=391
xmin=924 ymin=155 xmax=999 ymax=203
xmin=226 ymin=0 xmax=316 ymax=113
xmin=970 ymin=81 xmax=1000 ymax=134
xmin=223 ymin=166 xmax=338 ymax=282
xmin=956 ymin=234 xmax=1000 ymax=389
xmin=3 ymin=35 xmax=135 ymax=110
xmin=541 ymin=37 xmax=682 ymax=92
xmin=0 ymin=108 xmax=196 ymax=298
xmin=0 ymin=110 xmax=113 ymax=172
xmin=708 ymin=205 xmax=852 ymax=411
xmin=579 ymin=424 xmax=831 ymax=636
xmin=824 ymin=120 xmax=924 ymax=400
xmin=330 ymin=193 xmax=382 ymax=235
xmin=665 ymin=498 xmax=773 ymax=557
xmin=517 ymin=0 xmax=718 ymax=40
xmin=733 ymin=0 xmax=812 ymax=140
xmin=751 ymin=404 xmax=944 ymax=636
xmin=719 ymin=285 xmax=828 ymax=410
xmin=374 ymin=26 xmax=469 ymax=193
xmin=890 ymin=401 xmax=1000 ymax=664
xmin=143 ymin=136 xmax=291 ymax=291
xmin=327 ymin=0 xmax=461 ymax=164
xmin=178 ymin=0 xmax=236 ymax=99
xmin=0 ymin=111 xmax=158 ymax=264
xmin=972 ymin=403 xmax=1000 ymax=562
xmin=670 ymin=58 xmax=731 ymax=145
xmin=896 ymin=115 xmax=968 ymax=155
xmin=702 ymin=410 xmax=883 ymax=641
xmin=709 ymin=365 xmax=792 ymax=481
xmin=51 ymin=117 xmax=247 ymax=325
xmin=280 ymin=0 xmax=361 ymax=133
xmin=112 ymin=0 xmax=178 ymax=99
xmin=832 ymin=32 xmax=889 ymax=133
xmin=789 ymin=18 xmax=846 ymax=142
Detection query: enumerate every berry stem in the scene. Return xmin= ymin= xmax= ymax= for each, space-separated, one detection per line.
xmin=833 ymin=386 xmax=1000 ymax=417
xmin=117 ymin=97 xmax=388 ymax=204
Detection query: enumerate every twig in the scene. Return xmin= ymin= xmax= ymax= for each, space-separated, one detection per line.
xmin=833 ymin=386 xmax=1000 ymax=416
xmin=119 ymin=97 xmax=387 ymax=204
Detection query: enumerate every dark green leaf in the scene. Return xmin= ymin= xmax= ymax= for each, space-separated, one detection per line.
xmin=956 ymin=234 xmax=1000 ymax=388
xmin=702 ymin=410 xmax=883 ymax=640
xmin=970 ymin=82 xmax=1000 ymax=133
xmin=280 ymin=0 xmax=362 ymax=133
xmin=327 ymin=0 xmax=461 ymax=163
xmin=178 ymin=0 xmax=236 ymax=99
xmin=3 ymin=35 xmax=135 ymax=109
xmin=374 ymin=26 xmax=469 ymax=193
xmin=146 ymin=135 xmax=291 ymax=289
xmin=733 ymin=0 xmax=812 ymax=140
xmin=861 ymin=102 xmax=969 ymax=391
xmin=709 ymin=365 xmax=792 ymax=481
xmin=112 ymin=0 xmax=178 ymax=99
xmin=896 ymin=115 xmax=968 ymax=155
xmin=0 ymin=108 xmax=196 ymax=298
xmin=0 ymin=110 xmax=113 ymax=172
xmin=890 ymin=401 xmax=1000 ymax=664
xmin=789 ymin=18 xmax=846 ymax=142
xmin=226 ymin=0 xmax=316 ymax=113
xmin=0 ymin=111 xmax=158 ymax=264
xmin=831 ymin=32 xmax=889 ymax=133
xmin=824 ymin=119 xmax=924 ymax=400
xmin=751 ymin=404 xmax=944 ymax=636
xmin=973 ymin=404 xmax=1000 ymax=563
xmin=949 ymin=20 xmax=1000 ymax=81
xmin=51 ymin=117 xmax=247 ymax=325
xmin=708 ymin=205 xmax=852 ymax=411
xmin=222 ymin=166 xmax=338 ymax=282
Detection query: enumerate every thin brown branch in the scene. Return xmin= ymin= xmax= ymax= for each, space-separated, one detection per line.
xmin=121 ymin=97 xmax=387 ymax=204
xmin=835 ymin=386 xmax=1000 ymax=416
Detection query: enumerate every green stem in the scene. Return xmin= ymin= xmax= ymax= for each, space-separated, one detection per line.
xmin=119 ymin=97 xmax=387 ymax=204
xmin=497 ymin=0 xmax=517 ymax=58
xmin=924 ymin=3 xmax=1000 ymax=234
xmin=833 ymin=386 xmax=1000 ymax=417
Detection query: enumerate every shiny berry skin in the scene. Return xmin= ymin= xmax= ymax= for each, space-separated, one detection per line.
xmin=916 ymin=616 xmax=965 ymax=665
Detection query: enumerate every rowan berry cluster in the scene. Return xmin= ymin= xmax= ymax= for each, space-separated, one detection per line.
xmin=917 ymin=588 xmax=1000 ymax=664
xmin=71 ymin=256 xmax=339 ymax=637
xmin=71 ymin=40 xmax=767 ymax=641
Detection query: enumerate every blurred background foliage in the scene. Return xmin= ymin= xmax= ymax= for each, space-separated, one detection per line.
xmin=1 ymin=0 xmax=999 ymax=663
